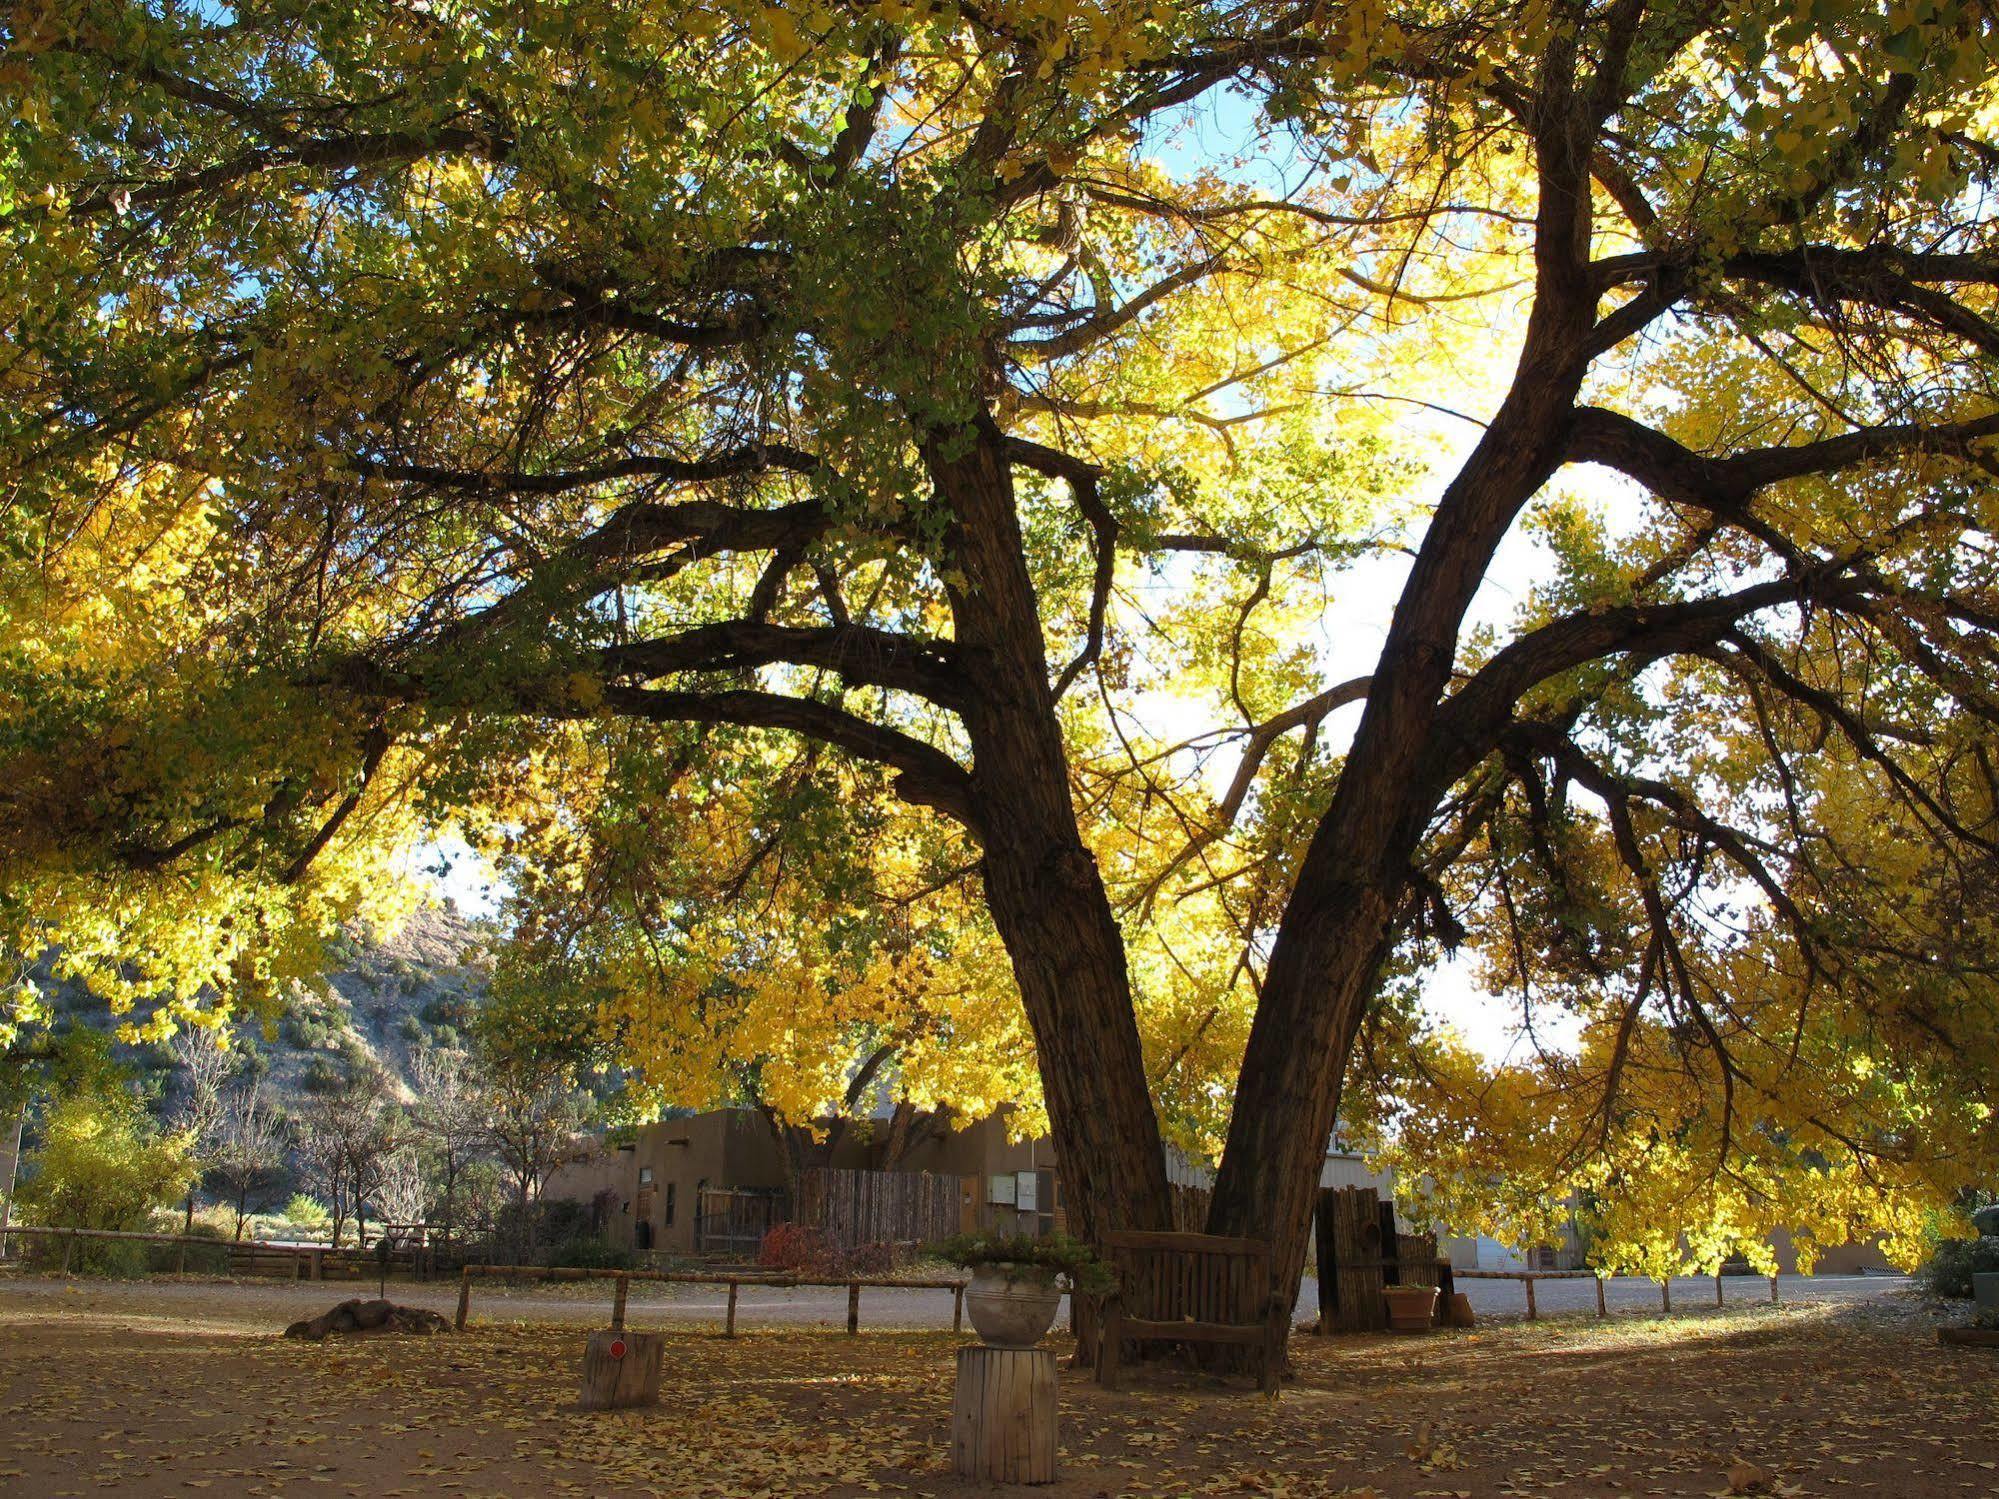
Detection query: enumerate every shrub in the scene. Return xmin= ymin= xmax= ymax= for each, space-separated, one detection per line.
xmin=935 ymin=1229 xmax=1114 ymax=1295
xmin=17 ymin=1087 xmax=195 ymax=1276
xmin=531 ymin=1197 xmax=592 ymax=1243
xmin=146 ymin=1221 xmax=232 ymax=1275
xmin=548 ymin=1236 xmax=633 ymax=1270
xmin=420 ymin=994 xmax=474 ymax=1029
xmin=1923 ymin=1236 xmax=1999 ymax=1298
xmin=754 ymin=1224 xmax=908 ymax=1277
xmin=299 ymin=1056 xmax=344 ymax=1093
xmin=758 ymin=1222 xmax=830 ymax=1273
xmin=396 ymin=1014 xmax=425 ymax=1042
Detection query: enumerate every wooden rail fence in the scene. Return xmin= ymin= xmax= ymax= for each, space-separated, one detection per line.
xmin=1451 ymin=1267 xmax=1784 ymax=1319
xmin=0 ymin=1224 xmax=365 ymax=1279
xmin=452 ymin=1263 xmax=971 ymax=1338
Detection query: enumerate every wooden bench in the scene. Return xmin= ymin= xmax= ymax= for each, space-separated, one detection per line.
xmin=1090 ymin=1230 xmax=1288 ymax=1393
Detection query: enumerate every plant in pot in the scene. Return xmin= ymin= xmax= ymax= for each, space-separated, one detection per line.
xmin=939 ymin=1231 xmax=1115 ymax=1348
xmin=1383 ymin=1283 xmax=1440 ymax=1332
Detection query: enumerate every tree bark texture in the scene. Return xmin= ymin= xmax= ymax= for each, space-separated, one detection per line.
xmin=927 ymin=414 xmax=1175 ymax=1244
xmin=1206 ymin=58 xmax=1602 ymax=1313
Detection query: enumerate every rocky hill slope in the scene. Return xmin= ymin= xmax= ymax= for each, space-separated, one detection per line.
xmin=52 ymin=904 xmax=497 ymax=1113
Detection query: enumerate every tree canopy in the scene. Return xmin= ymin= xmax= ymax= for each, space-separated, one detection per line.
xmin=5 ymin=0 xmax=1999 ymax=1303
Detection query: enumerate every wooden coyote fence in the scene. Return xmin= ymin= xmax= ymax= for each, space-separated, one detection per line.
xmin=1168 ymin=1183 xmax=1212 ymax=1231
xmin=797 ymin=1167 xmax=959 ymax=1249
xmin=1314 ymin=1186 xmax=1443 ymax=1333
xmin=453 ymin=1263 xmax=972 ymax=1338
xmin=1454 ymin=1267 xmax=1784 ymax=1319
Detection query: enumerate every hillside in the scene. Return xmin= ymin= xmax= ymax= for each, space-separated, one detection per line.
xmin=50 ymin=904 xmax=497 ymax=1113
xmin=268 ymin=904 xmax=496 ymax=1104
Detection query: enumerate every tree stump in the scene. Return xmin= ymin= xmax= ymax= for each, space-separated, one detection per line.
xmin=951 ymin=1344 xmax=1057 ymax=1485
xmin=577 ymin=1329 xmax=666 ymax=1411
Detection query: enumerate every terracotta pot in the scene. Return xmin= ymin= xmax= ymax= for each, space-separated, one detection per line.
xmin=964 ymin=1263 xmax=1062 ymax=1347
xmin=1383 ymin=1284 xmax=1439 ymax=1332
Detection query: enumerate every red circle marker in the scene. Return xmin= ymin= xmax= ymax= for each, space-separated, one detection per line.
xmin=608 ymin=1337 xmax=627 ymax=1360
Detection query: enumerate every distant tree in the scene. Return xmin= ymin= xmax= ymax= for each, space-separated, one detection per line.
xmin=482 ymin=1057 xmax=588 ymax=1263
xmin=166 ymin=1027 xmax=232 ymax=1233
xmin=292 ymin=1062 xmax=392 ymax=1248
xmin=372 ymin=1141 xmax=428 ymax=1232
xmin=408 ymin=1047 xmax=487 ymax=1247
xmin=208 ymin=1082 xmax=289 ymax=1241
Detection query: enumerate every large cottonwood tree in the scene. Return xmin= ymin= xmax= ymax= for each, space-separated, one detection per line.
xmin=6 ymin=0 xmax=1999 ymax=1323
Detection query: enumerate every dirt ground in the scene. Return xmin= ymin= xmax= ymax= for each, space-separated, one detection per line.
xmin=0 ymin=1275 xmax=1992 ymax=1497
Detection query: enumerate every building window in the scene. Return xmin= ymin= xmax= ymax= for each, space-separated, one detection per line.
xmin=664 ymin=1182 xmax=677 ymax=1226
xmin=639 ymin=1165 xmax=654 ymax=1186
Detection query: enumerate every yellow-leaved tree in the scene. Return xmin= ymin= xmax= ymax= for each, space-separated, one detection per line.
xmin=4 ymin=0 xmax=1999 ymax=1338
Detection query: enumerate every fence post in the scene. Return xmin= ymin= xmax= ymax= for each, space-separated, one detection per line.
xmin=847 ymin=1282 xmax=860 ymax=1336
xmin=61 ymin=1228 xmax=75 ymax=1274
xmin=612 ymin=1272 xmax=629 ymax=1332
xmin=455 ymin=1268 xmax=473 ymax=1332
xmin=176 ymin=1238 xmax=187 ymax=1277
xmin=1523 ymin=1276 xmax=1536 ymax=1321
xmin=726 ymin=1279 xmax=739 ymax=1338
xmin=953 ymin=1282 xmax=965 ymax=1335
xmin=1595 ymin=1276 xmax=1607 ymax=1318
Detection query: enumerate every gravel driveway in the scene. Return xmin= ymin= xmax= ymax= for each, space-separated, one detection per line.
xmin=0 ymin=1265 xmax=1914 ymax=1336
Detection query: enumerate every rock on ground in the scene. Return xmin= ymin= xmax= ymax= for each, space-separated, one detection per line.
xmin=283 ymin=1298 xmax=452 ymax=1340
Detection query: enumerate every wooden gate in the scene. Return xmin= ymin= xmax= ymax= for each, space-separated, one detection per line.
xmin=1314 ymin=1187 xmax=1442 ymax=1333
xmin=694 ymin=1187 xmax=787 ymax=1257
xmin=797 ymin=1168 xmax=960 ymax=1248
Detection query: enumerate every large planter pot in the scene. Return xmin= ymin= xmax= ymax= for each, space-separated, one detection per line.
xmin=1383 ymin=1284 xmax=1439 ymax=1333
xmin=964 ymin=1263 xmax=1062 ymax=1348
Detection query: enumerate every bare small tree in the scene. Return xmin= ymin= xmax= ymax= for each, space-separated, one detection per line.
xmin=292 ymin=1061 xmax=392 ymax=1248
xmin=483 ymin=1058 xmax=588 ymax=1263
xmin=408 ymin=1047 xmax=487 ymax=1248
xmin=372 ymin=1142 xmax=429 ymax=1232
xmin=210 ymin=1082 xmax=288 ymax=1240
xmin=167 ymin=1027 xmax=234 ymax=1232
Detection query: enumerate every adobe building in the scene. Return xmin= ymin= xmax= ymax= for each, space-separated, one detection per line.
xmin=545 ymin=1106 xmax=1067 ymax=1258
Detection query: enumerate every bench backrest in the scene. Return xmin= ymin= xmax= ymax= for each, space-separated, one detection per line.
xmin=1101 ymin=1229 xmax=1274 ymax=1329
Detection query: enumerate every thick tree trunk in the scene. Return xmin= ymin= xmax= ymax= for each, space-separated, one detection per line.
xmin=1208 ymin=92 xmax=1601 ymax=1311
xmin=755 ymin=1105 xmax=842 ymax=1225
xmin=926 ymin=414 xmax=1174 ymax=1244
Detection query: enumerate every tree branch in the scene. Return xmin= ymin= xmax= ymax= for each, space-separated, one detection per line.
xmin=603 ymin=621 xmax=969 ymax=710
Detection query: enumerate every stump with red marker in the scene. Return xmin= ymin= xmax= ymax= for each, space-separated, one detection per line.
xmin=577 ymin=1328 xmax=665 ymax=1411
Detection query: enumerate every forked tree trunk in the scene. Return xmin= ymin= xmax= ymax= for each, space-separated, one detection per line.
xmin=1207 ymin=177 xmax=1598 ymax=1312
xmin=926 ymin=415 xmax=1174 ymax=1244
